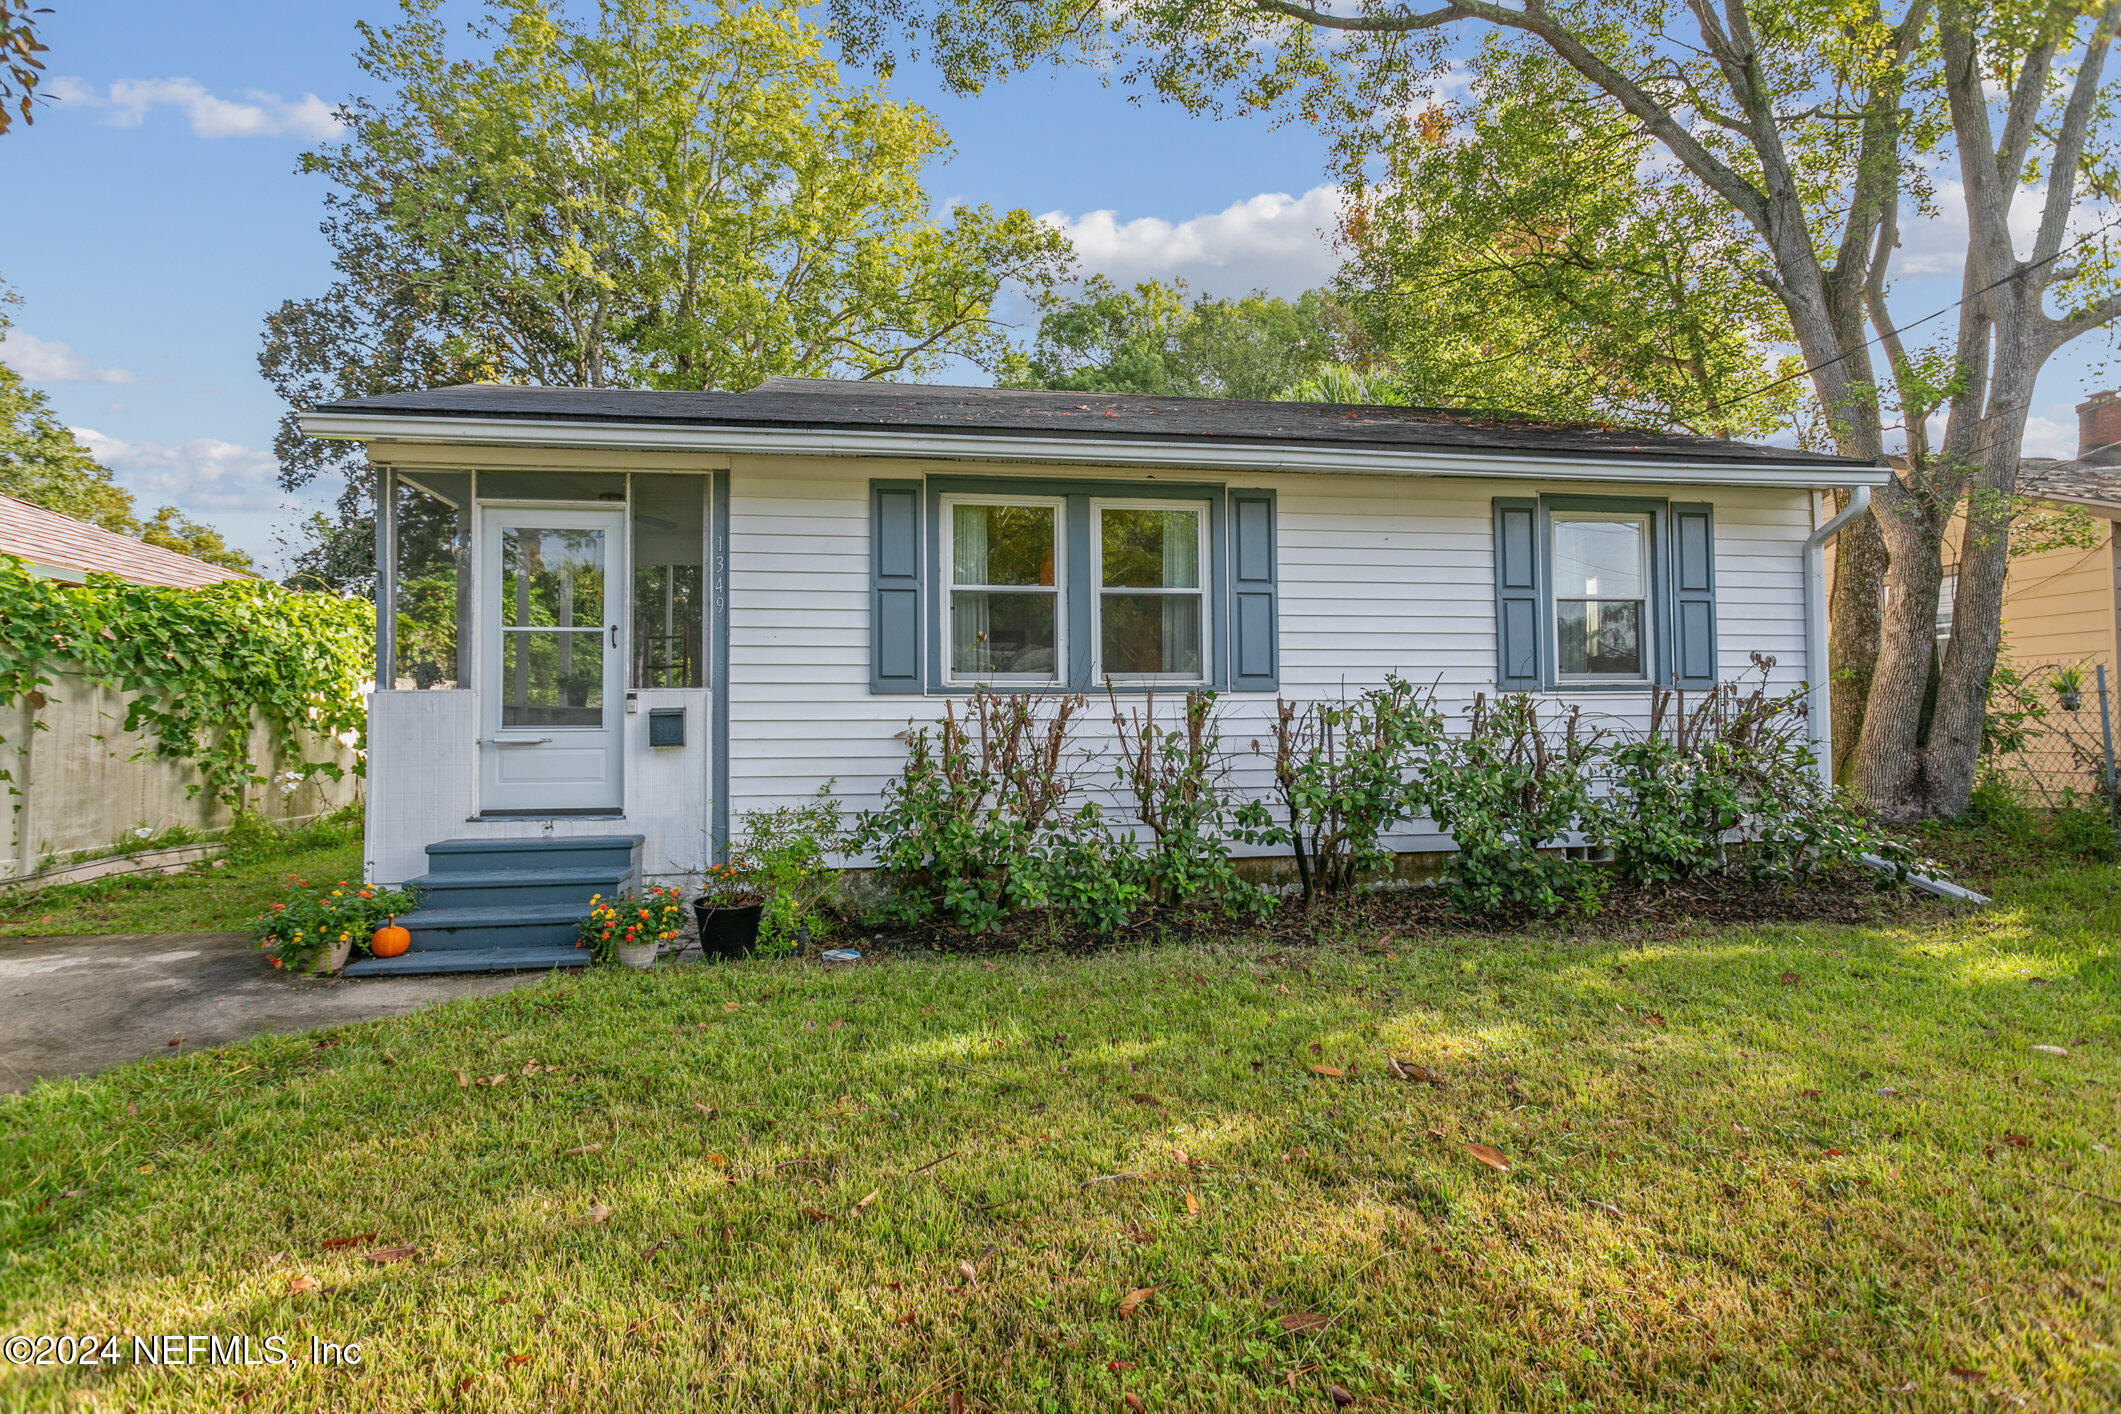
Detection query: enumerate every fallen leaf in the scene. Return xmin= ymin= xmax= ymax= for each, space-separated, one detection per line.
xmin=1283 ymin=1145 xmax=1309 ymax=1162
xmin=583 ymin=1203 xmax=614 ymax=1225
xmin=506 ymin=1354 xmax=531 ymax=1368
xmin=1124 ymin=1396 xmax=1145 ymax=1413
xmin=2031 ymin=1044 xmax=2069 ymax=1057
xmin=520 ymin=1059 xmax=538 ymax=1076
xmin=1799 ymin=1088 xmax=1822 ymax=1099
xmin=1118 ymin=1286 xmax=1157 ymax=1318
xmin=1131 ymin=1092 xmax=1160 ymax=1107
xmin=321 ymin=1233 xmax=376 ymax=1251
xmin=1641 ymin=1012 xmax=1666 ymax=1028
xmin=1107 ymin=1360 xmax=1135 ymax=1372
xmin=891 ymin=1311 xmax=915 ymax=1325
xmin=948 ymin=1393 xmax=965 ymax=1414
xmin=1779 ymin=972 xmax=1801 ymax=986
xmin=453 ymin=1069 xmax=471 ymax=1088
xmin=1277 ymin=1312 xmax=1332 ymax=1334
xmin=957 ymin=1259 xmax=979 ymax=1286
xmin=853 ymin=1190 xmax=880 ymax=1213
xmin=363 ymin=1244 xmax=418 ymax=1264
xmin=1328 ymin=1384 xmax=1355 ymax=1407
xmin=1309 ymin=1064 xmax=1346 ymax=1079
xmin=799 ymin=1206 xmax=840 ymax=1224
xmin=1465 ymin=1142 xmax=1510 ymax=1173
xmin=639 ymin=1240 xmax=670 ymax=1261
xmin=705 ymin=1152 xmax=727 ymax=1167
xmin=1948 ymin=1368 xmax=1983 ymax=1383
xmin=285 ymin=1275 xmax=320 ymax=1295
xmin=723 ymin=1002 xmax=740 ymax=1012
xmin=1386 ymin=1058 xmax=1445 ymax=1085
xmin=2002 ymin=1133 xmax=2033 ymax=1148
xmin=166 ymin=1037 xmax=182 ymax=1047
xmin=1184 ymin=1190 xmax=1200 ymax=1216
xmin=558 ymin=1142 xmax=602 ymax=1156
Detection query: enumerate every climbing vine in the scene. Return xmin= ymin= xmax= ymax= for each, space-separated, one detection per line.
xmin=0 ymin=555 xmax=373 ymax=811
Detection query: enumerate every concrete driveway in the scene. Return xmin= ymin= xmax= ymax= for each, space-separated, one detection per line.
xmin=0 ymin=932 xmax=557 ymax=1093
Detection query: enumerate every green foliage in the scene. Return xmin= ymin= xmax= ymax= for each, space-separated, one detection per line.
xmin=1964 ymin=771 xmax=2120 ymax=864
xmin=0 ymin=555 xmax=372 ymax=813
xmin=250 ymin=876 xmax=415 ymax=972
xmin=0 ymin=0 xmax=46 ymax=137
xmin=581 ymin=885 xmax=689 ymax=963
xmin=1108 ymin=689 xmax=1270 ymax=916
xmin=731 ymin=787 xmax=849 ymax=955
xmin=264 ymin=0 xmax=1073 ymax=548
xmin=1422 ymin=694 xmax=1602 ymax=919
xmin=853 ymin=692 xmax=1093 ymax=932
xmin=1233 ymin=676 xmax=1442 ymax=906
xmin=1002 ymin=277 xmax=1351 ymax=400
xmin=1981 ymin=658 xmax=2050 ymax=757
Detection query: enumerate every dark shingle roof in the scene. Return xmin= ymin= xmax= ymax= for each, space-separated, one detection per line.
xmin=316 ymin=376 xmax=1877 ymax=470
xmin=2021 ymin=456 xmax=2121 ymax=513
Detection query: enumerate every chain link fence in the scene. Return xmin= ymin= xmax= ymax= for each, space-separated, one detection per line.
xmin=1986 ymin=661 xmax=2121 ymax=816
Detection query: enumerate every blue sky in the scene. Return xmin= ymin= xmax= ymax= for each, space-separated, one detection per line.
xmin=0 ymin=1 xmax=2108 ymax=570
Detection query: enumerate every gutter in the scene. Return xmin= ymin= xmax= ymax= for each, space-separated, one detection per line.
xmin=298 ymin=411 xmax=1892 ymax=492
xmin=1803 ymin=485 xmax=1873 ymax=785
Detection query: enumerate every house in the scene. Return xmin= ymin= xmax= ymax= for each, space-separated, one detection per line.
xmin=301 ymin=377 xmax=1887 ymax=974
xmin=0 ymin=494 xmax=249 ymax=588
xmin=1986 ymin=391 xmax=2121 ymax=683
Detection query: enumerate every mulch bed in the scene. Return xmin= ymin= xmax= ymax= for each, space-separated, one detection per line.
xmin=846 ymin=867 xmax=1957 ymax=959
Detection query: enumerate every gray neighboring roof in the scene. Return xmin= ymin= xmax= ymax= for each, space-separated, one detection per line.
xmin=2021 ymin=456 xmax=2121 ymax=513
xmin=313 ymin=376 xmax=1878 ymax=471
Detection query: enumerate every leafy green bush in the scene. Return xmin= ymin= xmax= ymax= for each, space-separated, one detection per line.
xmin=1422 ymin=693 xmax=1601 ymax=918
xmin=1108 ymin=689 xmax=1269 ymax=917
xmin=1233 ymin=676 xmax=1442 ymax=906
xmin=853 ymin=691 xmax=1094 ymax=932
xmin=732 ymin=786 xmax=848 ymax=954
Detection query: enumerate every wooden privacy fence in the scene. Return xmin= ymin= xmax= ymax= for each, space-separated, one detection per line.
xmin=2 ymin=669 xmax=364 ymax=882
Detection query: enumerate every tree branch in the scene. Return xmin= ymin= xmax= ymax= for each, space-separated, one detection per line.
xmin=2034 ymin=2 xmax=2121 ymax=264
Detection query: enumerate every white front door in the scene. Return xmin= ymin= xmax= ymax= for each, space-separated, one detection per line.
xmin=479 ymin=506 xmax=626 ymax=814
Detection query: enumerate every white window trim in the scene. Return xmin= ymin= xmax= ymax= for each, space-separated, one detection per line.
xmin=1089 ymin=497 xmax=1213 ymax=687
xmin=938 ymin=492 xmax=1066 ymax=688
xmin=1551 ymin=509 xmax=1654 ymax=686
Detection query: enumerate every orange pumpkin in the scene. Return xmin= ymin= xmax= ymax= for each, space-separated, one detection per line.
xmin=370 ymin=916 xmax=412 ymax=958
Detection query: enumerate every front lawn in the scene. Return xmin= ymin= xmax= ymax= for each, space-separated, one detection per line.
xmin=0 ymin=842 xmax=362 ymax=939
xmin=2 ymin=858 xmax=2116 ymax=1412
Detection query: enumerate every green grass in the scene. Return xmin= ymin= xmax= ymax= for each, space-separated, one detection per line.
xmin=0 ymin=843 xmax=362 ymax=938
xmin=3 ymin=858 xmax=2117 ymax=1411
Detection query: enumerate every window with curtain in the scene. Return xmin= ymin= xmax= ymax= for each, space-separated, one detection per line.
xmin=1552 ymin=512 xmax=1651 ymax=680
xmin=947 ymin=499 xmax=1061 ymax=682
xmin=1097 ymin=504 xmax=1206 ymax=681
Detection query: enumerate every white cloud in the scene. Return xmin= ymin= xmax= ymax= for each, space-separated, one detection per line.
xmin=0 ymin=329 xmax=138 ymax=385
xmin=1039 ymin=186 xmax=1346 ymax=297
xmin=2021 ymin=414 xmax=2077 ymax=459
xmin=72 ymin=428 xmax=288 ymax=512
xmin=52 ymin=76 xmax=343 ymax=140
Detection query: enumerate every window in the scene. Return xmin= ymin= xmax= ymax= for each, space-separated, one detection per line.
xmin=945 ymin=496 xmax=1063 ymax=683
xmin=392 ymin=471 xmax=470 ymax=689
xmin=1095 ymin=502 xmax=1207 ymax=682
xmin=1551 ymin=512 xmax=1651 ymax=682
xmin=630 ymin=474 xmax=705 ymax=688
xmin=874 ymin=480 xmax=1276 ymax=695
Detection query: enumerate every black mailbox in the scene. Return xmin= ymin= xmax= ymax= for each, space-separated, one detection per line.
xmin=648 ymin=707 xmax=685 ymax=747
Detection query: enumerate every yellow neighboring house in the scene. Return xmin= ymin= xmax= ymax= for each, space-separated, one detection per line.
xmin=1994 ymin=393 xmax=2121 ymax=689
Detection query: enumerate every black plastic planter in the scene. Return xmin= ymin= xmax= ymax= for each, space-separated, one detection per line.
xmin=694 ymin=900 xmax=764 ymax=959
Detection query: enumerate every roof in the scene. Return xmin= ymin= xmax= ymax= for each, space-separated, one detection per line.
xmin=0 ymin=495 xmax=250 ymax=589
xmin=2020 ymin=456 xmax=2121 ymax=514
xmin=305 ymin=377 xmax=1885 ymax=487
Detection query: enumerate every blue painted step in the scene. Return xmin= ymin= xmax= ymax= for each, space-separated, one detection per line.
xmin=344 ymin=944 xmax=591 ymax=977
xmin=398 ymin=902 xmax=595 ymax=950
xmin=407 ymin=866 xmax=631 ymax=911
xmin=423 ymin=835 xmax=644 ymax=875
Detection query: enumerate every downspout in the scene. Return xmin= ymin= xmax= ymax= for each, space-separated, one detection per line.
xmin=1803 ymin=485 xmax=1872 ymax=786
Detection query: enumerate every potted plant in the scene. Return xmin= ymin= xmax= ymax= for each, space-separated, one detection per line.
xmin=693 ymin=863 xmax=766 ymax=959
xmin=2053 ymin=663 xmax=2087 ymax=712
xmin=250 ymin=878 xmax=415 ymax=974
xmin=580 ymin=886 xmax=688 ymax=970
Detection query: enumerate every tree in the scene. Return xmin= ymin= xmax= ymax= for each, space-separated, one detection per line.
xmin=828 ymin=0 xmax=2121 ymax=819
xmin=0 ymin=290 xmax=256 ymax=574
xmin=0 ymin=1 xmax=47 ymax=137
xmin=1003 ymin=277 xmax=1354 ymax=398
xmin=1337 ymin=41 xmax=1805 ymax=438
xmin=263 ymin=0 xmax=1074 ymax=566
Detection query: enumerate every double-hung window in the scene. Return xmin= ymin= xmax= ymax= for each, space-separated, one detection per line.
xmin=1551 ymin=511 xmax=1652 ymax=683
xmin=944 ymin=496 xmax=1064 ymax=685
xmin=1093 ymin=501 xmax=1209 ymax=683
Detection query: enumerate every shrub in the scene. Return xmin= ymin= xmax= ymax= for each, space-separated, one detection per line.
xmin=732 ymin=786 xmax=848 ymax=954
xmin=250 ymin=875 xmax=415 ymax=972
xmin=1234 ymin=676 xmax=1442 ymax=906
xmin=1108 ymin=689 xmax=1270 ymax=917
xmin=1423 ymin=693 xmax=1601 ymax=918
xmin=853 ymin=691 xmax=1091 ymax=932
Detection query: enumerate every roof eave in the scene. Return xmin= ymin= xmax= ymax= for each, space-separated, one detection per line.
xmin=298 ymin=410 xmax=1891 ymax=490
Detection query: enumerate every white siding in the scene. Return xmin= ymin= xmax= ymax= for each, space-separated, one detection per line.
xmin=725 ymin=457 xmax=1815 ymax=857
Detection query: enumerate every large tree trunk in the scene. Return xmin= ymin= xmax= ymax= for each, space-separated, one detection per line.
xmin=1852 ymin=484 xmax=1951 ymax=813
xmin=1827 ymin=505 xmax=1888 ymax=783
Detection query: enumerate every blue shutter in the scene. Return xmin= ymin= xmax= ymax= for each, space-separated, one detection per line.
xmin=1227 ymin=488 xmax=1279 ymax=692
xmin=1493 ymin=497 xmax=1542 ymax=689
xmin=1668 ymin=501 xmax=1717 ymax=689
xmin=870 ymin=480 xmax=924 ymax=694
